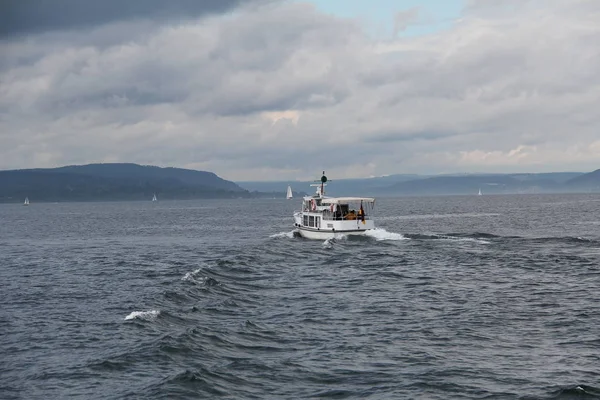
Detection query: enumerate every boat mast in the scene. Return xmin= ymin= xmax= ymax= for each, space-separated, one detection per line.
xmin=320 ymin=171 xmax=327 ymax=198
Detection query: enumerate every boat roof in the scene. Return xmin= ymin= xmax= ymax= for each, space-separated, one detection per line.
xmin=321 ymin=197 xmax=375 ymax=204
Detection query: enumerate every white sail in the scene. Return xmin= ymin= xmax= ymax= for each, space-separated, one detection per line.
xmin=24 ymin=197 xmax=29 ymax=205
xmin=152 ymin=193 xmax=157 ymax=202
xmin=286 ymin=185 xmax=293 ymax=199
xmin=478 ymin=188 xmax=482 ymax=196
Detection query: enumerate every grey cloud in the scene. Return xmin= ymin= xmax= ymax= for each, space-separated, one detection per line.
xmin=2 ymin=3 xmax=360 ymax=118
xmin=364 ymin=130 xmax=456 ymax=144
xmin=0 ymin=0 xmax=271 ymax=38
xmin=1 ymin=0 xmax=600 ymax=180
xmin=191 ymin=144 xmax=390 ymax=178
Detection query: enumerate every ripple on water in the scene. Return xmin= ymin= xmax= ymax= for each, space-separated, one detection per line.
xmin=2 ymin=196 xmax=600 ymax=399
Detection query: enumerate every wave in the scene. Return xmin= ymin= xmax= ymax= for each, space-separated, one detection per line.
xmin=182 ymin=268 xmax=203 ymax=282
xmin=401 ymin=232 xmax=600 ymax=246
xmin=182 ymin=268 xmax=218 ymax=284
xmin=377 ymin=212 xmax=501 ymax=221
xmin=273 ymin=228 xmax=598 ymax=247
xmin=269 ymin=230 xmax=298 ymax=239
xmin=364 ymin=228 xmax=408 ymax=241
xmin=322 ymin=237 xmax=335 ymax=248
xmin=124 ymin=310 xmax=160 ymax=321
xmin=319 ymin=229 xmax=407 ymax=247
xmin=548 ymin=384 xmax=600 ymax=399
xmin=405 ymin=233 xmax=491 ymax=244
xmin=530 ymin=236 xmax=600 ymax=245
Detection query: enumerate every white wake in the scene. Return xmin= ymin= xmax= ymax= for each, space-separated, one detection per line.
xmin=269 ymin=230 xmax=297 ymax=239
xmin=364 ymin=228 xmax=408 ymax=241
xmin=433 ymin=234 xmax=490 ymax=244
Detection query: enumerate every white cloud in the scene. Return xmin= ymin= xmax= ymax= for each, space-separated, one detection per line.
xmin=261 ymin=110 xmax=300 ymax=126
xmin=1 ymin=0 xmax=599 ymax=180
xmin=458 ymin=145 xmax=537 ymax=166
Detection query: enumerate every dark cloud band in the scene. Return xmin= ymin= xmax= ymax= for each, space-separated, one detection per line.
xmin=0 ymin=0 xmax=267 ymax=38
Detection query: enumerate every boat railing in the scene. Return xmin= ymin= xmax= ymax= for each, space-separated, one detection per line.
xmin=320 ymin=211 xmax=371 ymax=221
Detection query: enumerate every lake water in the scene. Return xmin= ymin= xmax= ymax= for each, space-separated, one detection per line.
xmin=1 ymin=194 xmax=599 ymax=399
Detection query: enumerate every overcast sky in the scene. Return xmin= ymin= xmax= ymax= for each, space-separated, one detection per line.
xmin=1 ymin=0 xmax=599 ymax=181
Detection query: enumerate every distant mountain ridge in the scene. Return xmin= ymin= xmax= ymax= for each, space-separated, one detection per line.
xmin=238 ymin=174 xmax=424 ymax=197
xmin=565 ymin=169 xmax=600 ymax=189
xmin=49 ymin=163 xmax=242 ymax=191
xmin=2 ymin=164 xmax=598 ymax=203
xmin=0 ymin=163 xmax=250 ymax=202
xmin=238 ymin=171 xmax=599 ymax=196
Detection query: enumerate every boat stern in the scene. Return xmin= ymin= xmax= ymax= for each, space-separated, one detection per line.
xmin=293 ymin=211 xmax=302 ymax=226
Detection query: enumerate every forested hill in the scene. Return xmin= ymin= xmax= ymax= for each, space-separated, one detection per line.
xmin=0 ymin=163 xmax=251 ymax=202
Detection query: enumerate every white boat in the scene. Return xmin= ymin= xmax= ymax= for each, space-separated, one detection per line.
xmin=152 ymin=193 xmax=157 ymax=202
xmin=293 ymin=172 xmax=376 ymax=239
xmin=23 ymin=197 xmax=29 ymax=206
xmin=286 ymin=185 xmax=293 ymax=199
xmin=478 ymin=188 xmax=482 ymax=196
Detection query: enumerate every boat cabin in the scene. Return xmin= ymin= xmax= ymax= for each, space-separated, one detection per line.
xmin=300 ymin=197 xmax=375 ymax=228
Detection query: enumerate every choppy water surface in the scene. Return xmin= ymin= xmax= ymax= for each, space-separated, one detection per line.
xmin=1 ymin=194 xmax=600 ymax=399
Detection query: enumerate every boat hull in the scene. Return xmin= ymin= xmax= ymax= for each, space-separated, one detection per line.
xmin=296 ymin=226 xmax=372 ymax=240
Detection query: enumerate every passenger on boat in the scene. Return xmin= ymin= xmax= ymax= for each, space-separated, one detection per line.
xmin=358 ymin=205 xmax=365 ymax=221
xmin=345 ymin=211 xmax=356 ymax=220
xmin=337 ymin=204 xmax=349 ymax=220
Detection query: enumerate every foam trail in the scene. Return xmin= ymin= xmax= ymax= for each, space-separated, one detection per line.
xmin=434 ymin=234 xmax=490 ymax=244
xmin=270 ymin=230 xmax=297 ymax=239
xmin=364 ymin=228 xmax=408 ymax=241
xmin=124 ymin=310 xmax=160 ymax=321
xmin=322 ymin=238 xmax=333 ymax=249
xmin=458 ymin=237 xmax=490 ymax=244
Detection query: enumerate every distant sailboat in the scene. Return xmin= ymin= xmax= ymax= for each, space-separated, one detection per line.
xmin=23 ymin=197 xmax=29 ymax=206
xmin=478 ymin=188 xmax=482 ymax=196
xmin=152 ymin=193 xmax=157 ymax=202
xmin=286 ymin=185 xmax=293 ymax=199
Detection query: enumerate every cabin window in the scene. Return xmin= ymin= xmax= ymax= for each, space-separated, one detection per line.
xmin=309 ymin=216 xmax=315 ymax=227
xmin=316 ymin=217 xmax=320 ymax=228
xmin=303 ymin=215 xmax=308 ymax=226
